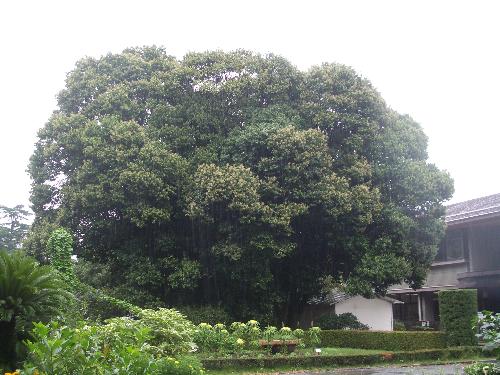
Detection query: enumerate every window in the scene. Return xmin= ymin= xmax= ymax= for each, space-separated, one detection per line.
xmin=435 ymin=229 xmax=465 ymax=262
xmin=446 ymin=231 xmax=464 ymax=260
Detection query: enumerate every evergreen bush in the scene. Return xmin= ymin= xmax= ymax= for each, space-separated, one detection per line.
xmin=316 ymin=312 xmax=369 ymax=330
xmin=438 ymin=289 xmax=478 ymax=346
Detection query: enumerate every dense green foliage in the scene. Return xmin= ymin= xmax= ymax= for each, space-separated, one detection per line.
xmin=474 ymin=310 xmax=500 ymax=353
xmin=27 ymin=46 xmax=453 ymax=322
xmin=465 ymin=362 xmax=500 ymax=375
xmin=192 ymin=320 xmax=320 ymax=355
xmin=201 ymin=347 xmax=482 ymax=370
xmin=319 ymin=330 xmax=446 ymax=351
xmin=438 ymin=289 xmax=478 ymax=346
xmin=21 ymin=321 xmax=202 ymax=375
xmin=0 ymin=205 xmax=30 ymax=251
xmin=0 ymin=250 xmax=72 ymax=368
xmin=134 ymin=308 xmax=196 ymax=355
xmin=46 ymin=228 xmax=74 ymax=284
xmin=316 ymin=312 xmax=369 ymax=330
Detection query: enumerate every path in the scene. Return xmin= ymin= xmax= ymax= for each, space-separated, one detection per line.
xmin=286 ymin=362 xmax=483 ymax=375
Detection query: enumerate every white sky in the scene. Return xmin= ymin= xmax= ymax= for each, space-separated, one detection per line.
xmin=1 ymin=0 xmax=499 ymax=212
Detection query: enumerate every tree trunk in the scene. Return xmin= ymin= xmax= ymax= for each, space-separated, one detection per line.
xmin=0 ymin=318 xmax=17 ymax=369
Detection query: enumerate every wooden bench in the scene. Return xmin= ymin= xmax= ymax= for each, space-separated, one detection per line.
xmin=259 ymin=339 xmax=299 ymax=354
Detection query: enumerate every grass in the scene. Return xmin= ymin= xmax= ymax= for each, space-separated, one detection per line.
xmin=206 ymin=356 xmax=493 ymax=375
xmin=312 ymin=347 xmax=386 ymax=356
xmin=197 ymin=347 xmax=386 ymax=359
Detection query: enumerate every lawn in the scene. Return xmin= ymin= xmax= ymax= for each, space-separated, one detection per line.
xmin=196 ymin=347 xmax=386 ymax=359
xmin=312 ymin=347 xmax=386 ymax=356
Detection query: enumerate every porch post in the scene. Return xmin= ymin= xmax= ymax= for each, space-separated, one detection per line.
xmin=417 ymin=293 xmax=422 ymax=321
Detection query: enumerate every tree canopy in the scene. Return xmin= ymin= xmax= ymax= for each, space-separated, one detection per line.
xmin=27 ymin=47 xmax=453 ymax=322
xmin=0 ymin=204 xmax=31 ymax=251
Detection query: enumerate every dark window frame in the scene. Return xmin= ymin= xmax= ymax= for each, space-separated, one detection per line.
xmin=436 ymin=229 xmax=465 ymax=262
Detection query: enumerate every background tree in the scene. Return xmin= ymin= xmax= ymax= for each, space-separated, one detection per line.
xmin=27 ymin=47 xmax=453 ymax=323
xmin=0 ymin=205 xmax=31 ymax=251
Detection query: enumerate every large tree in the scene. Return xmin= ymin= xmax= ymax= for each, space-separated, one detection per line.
xmin=27 ymin=47 xmax=453 ymax=322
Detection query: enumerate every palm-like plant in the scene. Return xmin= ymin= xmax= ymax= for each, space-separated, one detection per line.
xmin=0 ymin=250 xmax=72 ymax=367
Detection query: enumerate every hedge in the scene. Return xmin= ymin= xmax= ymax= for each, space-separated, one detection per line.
xmin=319 ymin=330 xmax=446 ymax=351
xmin=201 ymin=347 xmax=483 ymax=369
xmin=438 ymin=289 xmax=478 ymax=346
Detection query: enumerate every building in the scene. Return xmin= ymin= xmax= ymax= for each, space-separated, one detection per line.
xmin=335 ymin=295 xmax=401 ymax=331
xmin=389 ymin=193 xmax=500 ymax=328
xmin=303 ymin=289 xmax=403 ymax=331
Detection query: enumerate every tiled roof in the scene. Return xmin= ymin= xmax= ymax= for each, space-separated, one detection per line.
xmin=446 ymin=193 xmax=500 ymax=224
xmin=309 ymin=289 xmax=403 ymax=305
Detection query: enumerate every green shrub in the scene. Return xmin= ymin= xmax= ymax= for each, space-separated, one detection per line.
xmin=319 ymin=330 xmax=446 ymax=351
xmin=438 ymin=289 xmax=478 ymax=346
xmin=465 ymin=361 xmax=500 ymax=375
xmin=195 ymin=322 xmax=237 ymax=354
xmin=193 ymin=320 xmax=321 ymax=354
xmin=137 ymin=308 xmax=196 ymax=355
xmin=46 ymin=228 xmax=75 ymax=284
xmin=0 ymin=250 xmax=73 ymax=368
xmin=22 ymin=321 xmax=203 ymax=375
xmin=393 ymin=320 xmax=406 ymax=331
xmin=179 ymin=305 xmax=232 ymax=325
xmin=475 ymin=310 xmax=500 ymax=358
xmin=316 ymin=312 xmax=369 ymax=330
xmin=201 ymin=347 xmax=483 ymax=369
xmin=103 ymin=308 xmax=196 ymax=356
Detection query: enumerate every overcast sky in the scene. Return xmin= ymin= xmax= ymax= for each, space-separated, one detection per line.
xmin=1 ymin=0 xmax=499 ymax=212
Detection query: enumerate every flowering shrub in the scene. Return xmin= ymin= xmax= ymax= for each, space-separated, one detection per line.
xmin=137 ymin=308 xmax=196 ymax=355
xmin=307 ymin=326 xmax=322 ymax=347
xmin=465 ymin=362 xmax=500 ymax=375
xmin=193 ymin=320 xmax=321 ymax=354
xmin=194 ymin=323 xmax=231 ymax=353
xmin=20 ymin=321 xmax=203 ymax=375
xmin=476 ymin=311 xmax=500 ymax=352
xmin=97 ymin=308 xmax=195 ymax=356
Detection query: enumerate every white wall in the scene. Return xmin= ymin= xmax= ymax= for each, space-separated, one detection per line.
xmin=335 ymin=296 xmax=393 ymax=331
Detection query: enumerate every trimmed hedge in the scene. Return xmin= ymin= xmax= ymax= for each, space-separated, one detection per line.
xmin=201 ymin=347 xmax=483 ymax=369
xmin=438 ymin=289 xmax=478 ymax=346
xmin=319 ymin=330 xmax=446 ymax=351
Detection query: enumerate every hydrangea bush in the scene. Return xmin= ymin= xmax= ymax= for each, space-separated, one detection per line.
xmin=19 ymin=320 xmax=202 ymax=375
xmin=192 ymin=319 xmax=321 ymax=354
xmin=463 ymin=311 xmax=500 ymax=375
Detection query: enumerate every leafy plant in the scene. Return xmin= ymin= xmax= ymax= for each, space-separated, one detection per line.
xmin=316 ymin=312 xmax=369 ymax=330
xmin=438 ymin=289 xmax=478 ymax=346
xmin=22 ymin=321 xmax=204 ymax=375
xmin=393 ymin=320 xmax=406 ymax=331
xmin=194 ymin=322 xmax=236 ymax=354
xmin=465 ymin=362 xmax=500 ymax=375
xmin=136 ymin=308 xmax=196 ymax=355
xmin=0 ymin=250 xmax=72 ymax=368
xmin=475 ymin=310 xmax=500 ymax=354
xmin=46 ymin=228 xmax=74 ymax=284
xmin=193 ymin=319 xmax=319 ymax=355
xmin=307 ymin=326 xmax=322 ymax=348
